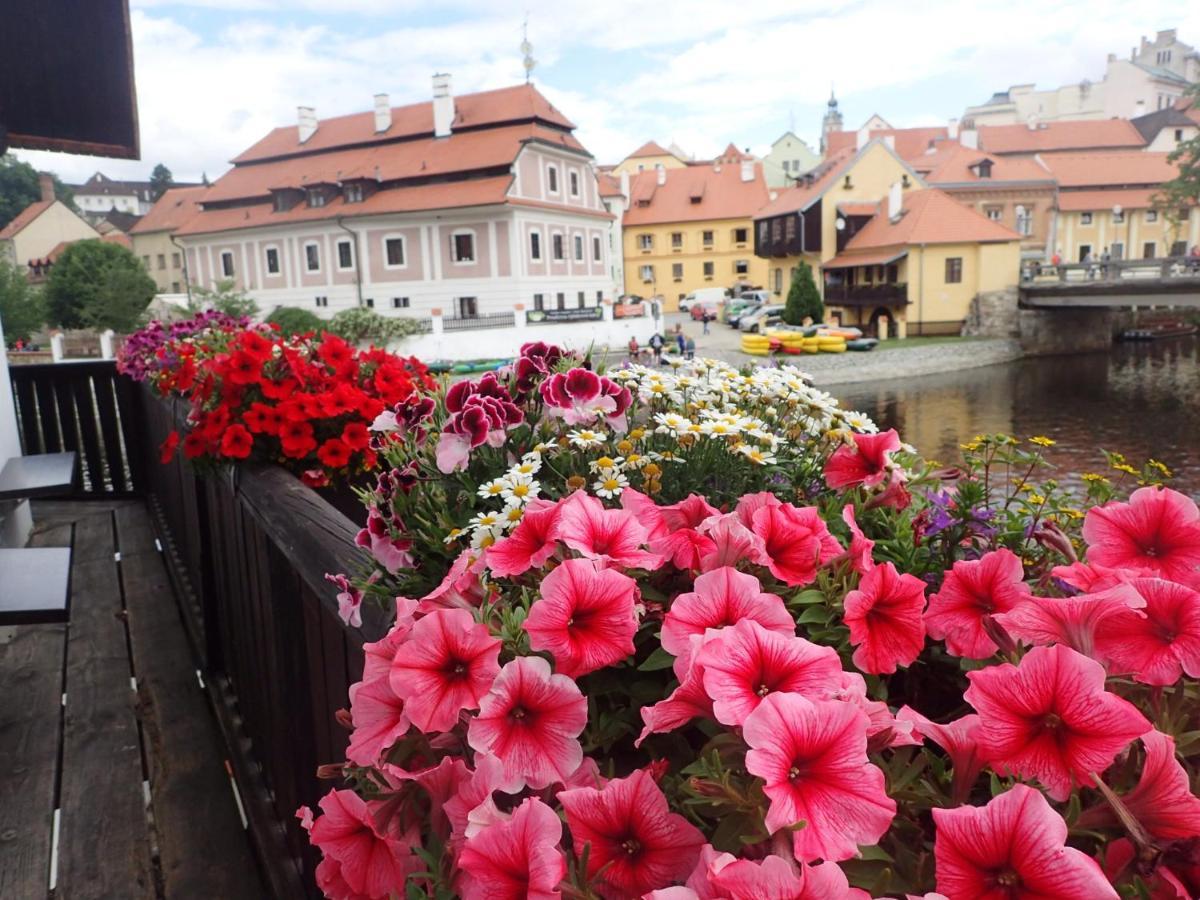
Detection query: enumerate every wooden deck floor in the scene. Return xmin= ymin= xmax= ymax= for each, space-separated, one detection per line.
xmin=0 ymin=500 xmax=265 ymax=899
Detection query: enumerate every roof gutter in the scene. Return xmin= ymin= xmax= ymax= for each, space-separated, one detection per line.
xmin=169 ymin=233 xmax=193 ymax=305
xmin=336 ymin=216 xmax=365 ymax=308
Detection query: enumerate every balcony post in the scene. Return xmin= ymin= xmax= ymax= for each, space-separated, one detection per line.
xmin=514 ymin=303 xmax=527 ymax=331
xmin=430 ymin=308 xmax=444 ymax=336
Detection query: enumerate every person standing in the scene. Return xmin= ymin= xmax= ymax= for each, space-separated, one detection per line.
xmin=675 ymin=330 xmax=686 ymax=355
xmin=685 ymin=335 xmax=695 ymax=360
xmin=649 ymin=332 xmax=664 ymax=364
xmin=702 ymin=312 xmax=711 ymax=335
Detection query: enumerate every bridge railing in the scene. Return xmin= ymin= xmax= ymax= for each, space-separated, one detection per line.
xmin=1022 ymin=256 xmax=1200 ymax=284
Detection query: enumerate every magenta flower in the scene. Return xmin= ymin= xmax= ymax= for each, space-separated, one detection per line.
xmin=661 ymin=567 xmax=793 ymax=666
xmin=750 ymin=502 xmax=843 ymax=587
xmin=705 ymin=852 xmax=855 ymax=899
xmin=468 ymin=655 xmax=587 ymax=790
xmin=457 ymin=797 xmax=566 ymax=900
xmin=841 ymin=505 xmax=875 ymax=575
xmin=933 ymin=784 xmax=1118 ymax=899
xmin=697 ymin=514 xmax=771 ymax=572
xmin=487 ymin=499 xmax=562 ymax=578
xmin=1083 ymin=487 xmax=1200 ymax=587
xmin=743 ymin=692 xmax=895 ymax=862
xmin=388 ymin=608 xmax=501 ymax=733
xmin=823 ymin=429 xmax=902 ymax=489
xmin=355 ymin=508 xmax=414 ymax=575
xmin=897 ymin=705 xmax=989 ymax=805
xmin=346 ymin=675 xmax=409 ymax=767
xmin=925 ymin=549 xmax=1031 ymax=659
xmin=1094 ymin=577 xmax=1200 ymax=685
xmin=524 ymin=557 xmax=639 ymax=677
xmin=308 ymin=789 xmax=419 ymax=899
xmin=540 ymin=368 xmax=632 ymax=430
xmin=992 ymin=583 xmax=1144 ymax=660
xmin=843 ymin=561 xmax=927 ymax=674
xmin=1118 ymin=730 xmax=1200 ymax=841
xmin=557 ymin=491 xmax=664 ymax=570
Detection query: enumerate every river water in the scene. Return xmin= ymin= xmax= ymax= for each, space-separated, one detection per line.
xmin=835 ymin=338 xmax=1200 ymax=499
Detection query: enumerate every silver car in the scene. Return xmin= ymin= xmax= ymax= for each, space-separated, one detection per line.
xmin=739 ymin=304 xmax=785 ymax=333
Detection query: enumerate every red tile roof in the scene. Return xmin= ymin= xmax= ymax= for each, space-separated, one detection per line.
xmin=754 ymin=148 xmax=857 ymax=218
xmin=825 ymin=126 xmax=949 ymax=160
xmin=912 ymin=143 xmax=1054 ymax=185
xmin=33 ymin=232 xmax=132 ymax=265
xmin=836 ymin=201 xmax=880 ymax=216
xmin=233 ymin=84 xmax=575 ymax=164
xmin=626 ymin=140 xmax=675 ymax=160
xmin=596 ymin=172 xmax=624 ymax=198
xmin=841 ymin=188 xmax=1021 ymax=250
xmin=621 ymin=163 xmax=768 ymax=226
xmin=1056 ymin=188 xmax=1161 ymax=211
xmin=823 ymin=247 xmax=908 ymax=269
xmin=1038 ymin=151 xmax=1178 ymax=187
xmin=977 ymin=119 xmax=1145 ymax=154
xmin=0 ymin=199 xmax=53 ymax=240
xmin=129 ymin=185 xmax=208 ymax=234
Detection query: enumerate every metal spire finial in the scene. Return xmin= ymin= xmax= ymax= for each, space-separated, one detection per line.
xmin=521 ymin=15 xmax=535 ymax=83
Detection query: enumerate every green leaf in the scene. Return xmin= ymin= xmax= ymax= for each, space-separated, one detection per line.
xmin=638 ymin=646 xmax=677 ymax=671
xmin=790 ymin=589 xmax=827 ymax=606
xmin=797 ymin=606 xmax=829 ymax=625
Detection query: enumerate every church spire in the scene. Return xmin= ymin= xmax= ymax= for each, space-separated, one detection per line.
xmin=821 ymin=85 xmax=843 ymax=155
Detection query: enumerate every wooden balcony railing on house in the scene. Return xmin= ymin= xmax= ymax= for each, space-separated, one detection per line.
xmin=823 ymin=282 xmax=909 ymax=307
xmin=6 ymin=359 xmax=388 ymax=898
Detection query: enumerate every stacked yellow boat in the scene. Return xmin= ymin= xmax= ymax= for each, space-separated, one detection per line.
xmin=740 ymin=333 xmax=772 ymax=356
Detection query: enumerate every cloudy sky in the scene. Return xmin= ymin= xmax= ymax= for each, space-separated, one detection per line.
xmin=15 ymin=1 xmax=1200 ymax=185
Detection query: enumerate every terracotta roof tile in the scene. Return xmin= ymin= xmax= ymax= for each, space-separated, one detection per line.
xmin=0 ymin=199 xmax=53 ymax=240
xmin=825 ymin=127 xmax=949 ymax=160
xmin=626 ymin=140 xmax=675 ymax=159
xmin=912 ymin=143 xmax=1054 ymax=185
xmin=129 ymin=186 xmax=208 ymax=234
xmin=823 ymin=247 xmax=908 ymax=269
xmin=1038 ymin=151 xmax=1178 ymax=187
xmin=1056 ymin=188 xmax=1162 ymax=211
xmin=232 ymin=84 xmax=574 ymax=163
xmin=596 ymin=172 xmax=624 ymax=198
xmin=836 ymin=201 xmax=879 ymax=216
xmin=621 ymin=163 xmax=768 ymax=226
xmin=977 ymin=120 xmax=1145 ymax=154
xmin=753 ymin=148 xmax=856 ymax=218
xmin=842 ymin=188 xmax=1021 ymax=249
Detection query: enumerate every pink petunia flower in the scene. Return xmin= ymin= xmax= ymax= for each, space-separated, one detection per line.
xmin=379 ymin=756 xmax=471 ymax=841
xmin=418 ymin=548 xmax=488 ymax=613
xmin=1094 ymin=578 xmax=1200 ymax=685
xmin=743 ymin=692 xmax=896 ymax=863
xmin=346 ymin=676 xmax=410 ymax=767
xmin=457 ymin=797 xmax=566 ymax=900
xmin=843 ymin=561 xmax=927 ymax=674
xmin=444 ymin=754 xmax=515 ymax=845
xmin=750 ymin=502 xmax=843 ymax=587
xmin=308 ymin=788 xmax=419 ymax=899
xmin=388 ymin=608 xmax=501 ymax=733
xmin=841 ymin=505 xmax=875 ymax=575
xmin=733 ymin=491 xmax=782 ymax=528
xmin=559 ymin=768 xmax=706 ymax=898
xmin=992 ymin=583 xmax=1145 ymax=660
xmin=924 ymin=548 xmax=1031 ymax=659
xmin=705 ymin=852 xmax=855 ymax=899
xmin=524 ymin=556 xmax=639 ymax=677
xmin=661 ymin=567 xmax=793 ymax=665
xmin=897 ymin=705 xmax=989 ymax=806
xmin=697 ymin=514 xmax=771 ymax=572
xmin=355 ymin=509 xmax=414 ymax=574
xmin=467 ymin=655 xmax=587 ymax=790
xmin=540 ymin=368 xmax=631 ymax=430
xmin=965 ymin=643 xmax=1151 ymax=800
xmin=1117 ymin=730 xmax=1200 ymax=841
xmin=557 ymin=491 xmax=664 ymax=570
xmin=823 ymin=429 xmax=902 ymax=489
xmin=661 ymin=494 xmax=721 ymax=532
xmin=1083 ymin=487 xmax=1200 ymax=588
xmin=361 ymin=597 xmax=419 ymax=683
xmin=699 ymin=619 xmax=842 ymax=726
xmin=653 ymin=528 xmax=718 ymax=572
xmin=1051 ymin=560 xmax=1152 ymax=593
xmin=487 ymin=499 xmax=563 ymax=578
xmin=637 ymin=636 xmax=716 ymax=747
xmin=932 ymin=784 xmax=1118 ymax=899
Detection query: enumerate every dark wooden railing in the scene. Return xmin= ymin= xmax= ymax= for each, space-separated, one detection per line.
xmin=8 ymin=360 xmax=145 ymax=497
xmin=823 ymin=282 xmax=909 ymax=307
xmin=136 ymin=387 xmax=383 ymax=898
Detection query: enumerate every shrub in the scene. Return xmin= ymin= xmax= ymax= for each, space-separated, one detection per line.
xmin=0 ymin=258 xmax=45 ymax=343
xmin=782 ymin=259 xmax=823 ymax=325
xmin=189 ymin=278 xmax=259 ymax=319
xmin=326 ymin=307 xmax=426 ymax=345
xmin=266 ymin=305 xmax=324 ymax=337
xmin=45 ymin=240 xmax=156 ymax=331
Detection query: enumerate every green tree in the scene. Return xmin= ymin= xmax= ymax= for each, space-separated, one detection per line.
xmin=1153 ymin=83 xmax=1200 ymax=245
xmin=189 ymin=278 xmax=259 ymax=318
xmin=327 ymin=307 xmax=426 ymax=345
xmin=266 ymin=305 xmax=324 ymax=336
xmin=149 ymin=163 xmax=174 ymax=201
xmin=0 ymin=155 xmax=74 ymax=230
xmin=44 ymin=240 xmax=156 ymax=331
xmin=782 ymin=260 xmax=823 ymax=326
xmin=0 ymin=259 xmax=46 ymax=344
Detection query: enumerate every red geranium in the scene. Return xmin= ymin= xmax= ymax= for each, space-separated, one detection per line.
xmin=220 ymin=424 xmax=254 ymax=459
xmin=159 ymin=430 xmax=180 ymax=464
xmin=318 ymin=438 xmax=353 ymax=469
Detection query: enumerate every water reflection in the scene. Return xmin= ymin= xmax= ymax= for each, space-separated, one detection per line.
xmin=836 ymin=338 xmax=1200 ymax=498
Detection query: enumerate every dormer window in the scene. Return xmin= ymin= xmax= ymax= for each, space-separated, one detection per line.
xmin=975 ymin=160 xmax=993 ymax=179
xmin=307 ymin=189 xmax=326 ymax=208
xmin=344 ymin=183 xmax=363 ymax=203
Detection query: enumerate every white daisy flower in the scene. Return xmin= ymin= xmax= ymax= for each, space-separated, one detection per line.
xmin=567 ymin=428 xmax=606 ymax=449
xmin=470 ymin=525 xmax=504 ymax=550
xmin=737 ymin=444 xmax=778 ymax=465
xmin=593 ymin=468 xmax=629 ymax=498
xmin=588 ymin=455 xmax=625 ymax=473
xmin=477 ymin=477 xmax=511 ymax=500
xmin=469 ymin=511 xmax=502 ymax=530
xmin=510 ymin=456 xmax=542 ymax=476
xmin=500 ymin=504 xmax=525 ymax=529
xmin=501 ymin=474 xmax=540 ymax=504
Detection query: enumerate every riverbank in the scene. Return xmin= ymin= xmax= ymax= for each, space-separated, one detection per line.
xmin=793 ymin=338 xmax=1025 ymax=387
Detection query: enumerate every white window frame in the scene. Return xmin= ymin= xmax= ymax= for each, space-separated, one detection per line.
xmin=336 ymin=238 xmax=355 ymax=272
xmin=220 ymin=250 xmax=235 ymax=277
xmin=344 ymin=182 xmax=364 ymax=203
xmin=546 ymin=164 xmax=560 ymax=195
xmin=638 ymin=233 xmax=653 ymax=251
xmin=450 ymin=229 xmax=477 ymax=265
xmin=569 ymin=169 xmax=580 ymax=197
xmin=382 ymin=234 xmax=408 ymax=270
xmin=639 ymin=264 xmax=654 ymax=282
xmin=1145 ymin=210 xmax=1159 ymax=223
xmin=1080 ymin=212 xmax=1093 ymax=226
xmin=304 ymin=241 xmax=321 ymax=273
xmin=529 ymin=228 xmax=543 ymax=261
xmin=264 ymin=244 xmax=281 ymax=276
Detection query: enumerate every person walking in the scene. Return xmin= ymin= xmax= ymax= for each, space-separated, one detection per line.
xmin=649 ymin=332 xmax=664 ymax=365
xmin=675 ymin=330 xmax=686 ymax=355
xmin=685 ymin=336 xmax=696 ymax=360
xmin=702 ymin=312 xmax=711 ymax=335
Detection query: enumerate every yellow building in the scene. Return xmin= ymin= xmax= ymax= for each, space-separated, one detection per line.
xmin=611 ymin=140 xmax=689 ymax=177
xmin=622 ymin=160 xmax=770 ymax=309
xmin=752 ymin=139 xmax=922 ymax=302
xmin=0 ymin=175 xmax=99 ymax=272
xmin=129 ymin=186 xmax=207 ymax=295
xmin=821 ymin=188 xmax=1022 ymax=335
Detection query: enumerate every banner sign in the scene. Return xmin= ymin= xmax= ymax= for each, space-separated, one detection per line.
xmin=613 ymin=303 xmax=646 ymax=319
xmin=527 ymin=307 xmax=604 ymax=323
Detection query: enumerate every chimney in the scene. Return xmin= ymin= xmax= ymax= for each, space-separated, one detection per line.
xmin=740 ymin=160 xmax=754 ymax=182
xmin=298 ymin=106 xmax=317 ymax=143
xmin=432 ymin=73 xmax=455 ymax=138
xmin=883 ymin=135 xmax=896 ymax=151
xmin=947 ymin=117 xmax=959 ymax=140
xmin=373 ymin=93 xmax=390 ymax=133
xmin=656 ymin=166 xmax=667 ymax=186
xmin=961 ymin=128 xmax=979 ymax=149
xmin=1026 ymin=114 xmax=1038 ymax=131
xmin=856 ymin=126 xmax=870 ymax=150
xmin=38 ymin=173 xmax=55 ymax=203
xmin=887 ymin=181 xmax=902 ymax=222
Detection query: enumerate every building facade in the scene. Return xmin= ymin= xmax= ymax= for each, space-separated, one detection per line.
xmin=70 ymin=171 xmax=157 ymax=216
xmin=611 ymin=141 xmax=689 ymax=176
xmin=129 ymin=186 xmax=207 ymax=295
xmin=621 ymin=160 xmax=769 ymax=309
xmin=596 ymin=172 xmax=627 ymax=298
xmin=762 ymin=132 xmax=821 ymax=187
xmin=0 ymin=175 xmax=99 ymax=270
xmin=172 ymin=79 xmax=615 ymax=321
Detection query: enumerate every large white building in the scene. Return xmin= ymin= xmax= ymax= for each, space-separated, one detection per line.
xmin=964 ymin=29 xmax=1199 ymax=127
xmin=173 ymin=77 xmax=617 ymax=323
xmin=70 ymin=172 xmax=157 ymax=216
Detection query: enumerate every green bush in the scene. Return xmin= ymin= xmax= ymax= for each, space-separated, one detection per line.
xmin=266 ymin=306 xmax=325 ymax=337
xmin=326 ymin=307 xmax=426 ymax=345
xmin=0 ymin=259 xmax=46 ymax=344
xmin=189 ymin=278 xmax=259 ymax=318
xmin=782 ymin=260 xmax=824 ymax=326
xmin=45 ymin=240 xmax=156 ymax=331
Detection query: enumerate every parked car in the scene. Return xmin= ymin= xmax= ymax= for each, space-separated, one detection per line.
xmin=689 ymin=301 xmax=721 ymax=321
xmin=678 ymin=287 xmax=729 ymax=313
xmin=725 ymin=298 xmax=763 ymax=326
xmin=739 ymin=304 xmax=785 ymax=333
xmin=736 ymin=289 xmax=770 ymax=305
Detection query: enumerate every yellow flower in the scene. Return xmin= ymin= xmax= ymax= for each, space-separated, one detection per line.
xmin=629 ymin=428 xmax=646 ymax=440
xmin=1027 ymin=493 xmax=1046 ymax=505
xmin=1080 ymin=473 xmax=1109 ymax=484
xmin=1029 ymin=436 xmax=1056 ymax=448
xmin=444 ymin=527 xmax=464 ymax=543
xmin=566 ymin=475 xmax=587 ymax=491
xmin=960 ymin=441 xmax=982 ymax=452
xmin=616 ymin=440 xmax=634 ymax=455
xmin=1112 ymin=463 xmax=1138 ymax=476
xmin=1148 ymin=459 xmax=1173 ymax=477
xmin=642 ymin=463 xmax=662 ymax=478
xmin=595 ymin=456 xmax=615 ymax=470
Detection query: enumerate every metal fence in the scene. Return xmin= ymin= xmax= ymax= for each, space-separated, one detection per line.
xmin=441 ymin=311 xmax=516 ymax=331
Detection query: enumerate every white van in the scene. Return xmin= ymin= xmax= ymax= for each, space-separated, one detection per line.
xmin=678 ymin=287 xmax=730 ymax=313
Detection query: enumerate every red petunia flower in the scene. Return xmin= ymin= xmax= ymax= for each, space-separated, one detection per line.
xmin=318 ymin=334 xmax=354 ymax=368
xmin=750 ymin=502 xmax=843 ymax=587
xmin=225 ymin=349 xmax=263 ymax=386
xmin=182 ymin=431 xmax=209 ymax=459
xmin=242 ymin=402 xmax=281 ymax=435
xmin=220 ymin=423 xmax=254 ymax=459
xmin=341 ymin=421 xmax=371 ymax=451
xmin=965 ymin=643 xmax=1151 ymax=800
xmin=933 ymin=784 xmax=1118 ymax=900
xmin=559 ymin=768 xmax=705 ymax=898
xmin=1118 ymin=730 xmax=1200 ymax=841
xmin=346 ymin=674 xmax=409 ymax=767
xmin=457 ymin=797 xmax=566 ymax=900
xmin=823 ymin=428 xmax=902 ymax=489
xmin=1083 ymin=487 xmax=1200 ymax=588
xmin=557 ymin=491 xmax=663 ymax=570
xmin=843 ymin=561 xmax=927 ymax=674
xmin=703 ymin=851 xmax=855 ymax=899
xmin=308 ymin=788 xmax=419 ymax=898
xmin=897 ymin=705 xmax=989 ymax=805
xmin=317 ymin=437 xmax=352 ymax=469
xmin=486 ymin=499 xmax=562 ymax=578
xmin=660 ymin=566 xmax=793 ymax=666
xmin=743 ymin=692 xmax=895 ymax=863
xmin=697 ymin=513 xmax=771 ymax=572
xmin=698 ymin=619 xmax=843 ymax=727
xmin=523 ymin=557 xmax=638 ymax=677
xmin=841 ymin=505 xmax=875 ymax=575
xmin=159 ymin=430 xmax=180 ymax=464
xmin=925 ymin=548 xmax=1031 ymax=659
xmin=388 ymin=608 xmax=501 ymax=733
xmin=993 ymin=583 xmax=1144 ymax=660
xmin=467 ymin=655 xmax=587 ymax=790
xmin=1094 ymin=578 xmax=1200 ymax=685
xmin=279 ymin=420 xmax=317 ymax=458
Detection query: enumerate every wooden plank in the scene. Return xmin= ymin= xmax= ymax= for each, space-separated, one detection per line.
xmin=115 ymin=505 xmax=263 ymax=900
xmin=0 ymin=523 xmax=69 ymax=899
xmin=56 ymin=511 xmax=156 ymax=899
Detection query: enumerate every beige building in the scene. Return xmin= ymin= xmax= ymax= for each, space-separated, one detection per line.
xmin=762 ymin=132 xmax=821 ymax=187
xmin=611 ymin=141 xmax=689 ymax=176
xmin=129 ymin=186 xmax=207 ymax=295
xmin=0 ymin=175 xmax=98 ymax=272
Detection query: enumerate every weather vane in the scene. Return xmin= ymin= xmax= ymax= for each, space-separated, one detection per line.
xmin=521 ymin=14 xmax=535 ymax=83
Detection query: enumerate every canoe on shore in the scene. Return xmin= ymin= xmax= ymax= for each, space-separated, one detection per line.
xmin=846 ymin=338 xmax=879 ymax=351
xmin=1119 ymin=323 xmax=1198 ymax=341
